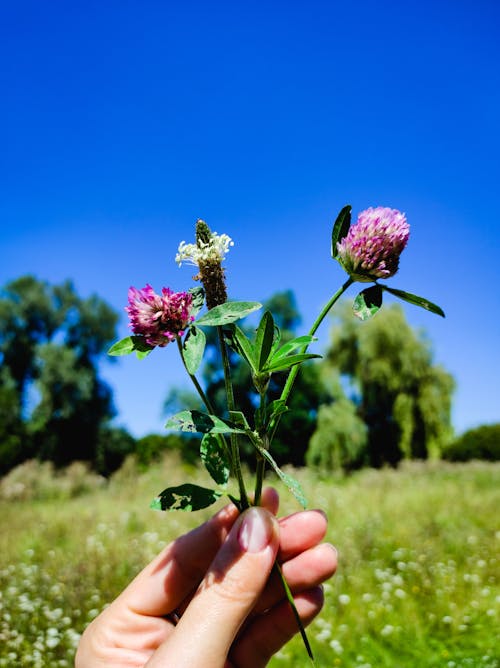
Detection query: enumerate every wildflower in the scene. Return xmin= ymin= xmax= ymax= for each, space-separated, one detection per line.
xmin=176 ymin=229 xmax=233 ymax=268
xmin=177 ymin=220 xmax=233 ymax=309
xmin=337 ymin=206 xmax=410 ymax=282
xmin=125 ymin=285 xmax=193 ymax=347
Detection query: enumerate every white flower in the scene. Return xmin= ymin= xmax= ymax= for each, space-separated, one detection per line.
xmin=176 ymin=231 xmax=234 ymax=267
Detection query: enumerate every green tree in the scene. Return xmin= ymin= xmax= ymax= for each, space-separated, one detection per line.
xmin=0 ymin=275 xmax=124 ymax=473
xmin=317 ymin=302 xmax=454 ymax=468
xmin=443 ymin=424 xmax=500 ymax=462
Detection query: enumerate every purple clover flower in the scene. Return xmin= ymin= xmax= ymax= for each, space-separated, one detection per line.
xmin=336 ymin=207 xmax=410 ymax=282
xmin=126 ymin=284 xmax=193 ymax=347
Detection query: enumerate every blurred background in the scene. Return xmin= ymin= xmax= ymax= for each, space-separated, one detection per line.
xmin=0 ymin=2 xmax=499 ymax=664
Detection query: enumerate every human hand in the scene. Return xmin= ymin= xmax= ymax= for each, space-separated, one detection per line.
xmin=75 ymin=488 xmax=337 ymax=668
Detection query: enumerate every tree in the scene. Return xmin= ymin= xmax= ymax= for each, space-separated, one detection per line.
xmin=315 ymin=302 xmax=454 ymax=468
xmin=443 ymin=424 xmax=500 ymax=462
xmin=0 ymin=275 xmax=123 ymax=473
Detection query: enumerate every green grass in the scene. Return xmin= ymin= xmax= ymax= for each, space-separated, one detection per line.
xmin=0 ymin=458 xmax=499 ymax=667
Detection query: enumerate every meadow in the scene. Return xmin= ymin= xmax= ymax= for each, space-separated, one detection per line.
xmin=0 ymin=457 xmax=498 ymax=667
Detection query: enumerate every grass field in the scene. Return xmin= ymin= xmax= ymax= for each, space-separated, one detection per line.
xmin=0 ymin=457 xmax=498 ymax=667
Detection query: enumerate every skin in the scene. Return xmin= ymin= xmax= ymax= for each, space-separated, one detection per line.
xmin=75 ymin=488 xmax=337 ymax=668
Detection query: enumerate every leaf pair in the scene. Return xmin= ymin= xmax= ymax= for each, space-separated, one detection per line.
xmin=353 ymin=284 xmax=445 ymax=321
xmin=231 ymin=311 xmax=321 ymax=382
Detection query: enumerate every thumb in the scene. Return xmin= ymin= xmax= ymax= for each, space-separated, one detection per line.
xmin=147 ymin=507 xmax=280 ymax=668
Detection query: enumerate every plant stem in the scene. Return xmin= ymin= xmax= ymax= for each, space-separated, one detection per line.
xmin=253 ymin=438 xmax=269 ymax=506
xmin=176 ymin=336 xmax=231 ymax=465
xmin=269 ymin=277 xmax=354 ymax=442
xmin=253 ymin=391 xmax=268 ymax=506
xmin=176 ymin=337 xmax=215 ymax=414
xmin=217 ymin=327 xmax=250 ymax=510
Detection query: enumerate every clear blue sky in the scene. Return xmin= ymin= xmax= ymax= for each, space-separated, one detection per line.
xmin=1 ymin=0 xmax=499 ymax=438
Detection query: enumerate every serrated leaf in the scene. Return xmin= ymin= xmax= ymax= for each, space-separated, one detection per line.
xmin=188 ymin=287 xmax=205 ymax=317
xmin=331 ymin=204 xmax=352 ymax=259
xmin=265 ymin=353 xmax=322 ymax=373
xmin=196 ymin=301 xmax=262 ymax=326
xmin=381 ymin=286 xmax=445 ymax=317
xmin=254 ymin=311 xmax=275 ymax=370
xmin=200 ymin=433 xmax=230 ymax=486
xmin=232 ymin=325 xmax=257 ymax=371
xmin=353 ymin=285 xmax=383 ymax=321
xmin=165 ymin=410 xmax=245 ymax=434
xmin=182 ymin=326 xmax=206 ymax=374
xmin=151 ymin=483 xmax=222 ymax=511
xmin=270 ymin=335 xmax=317 ymax=361
xmin=253 ymin=444 xmax=307 ymax=508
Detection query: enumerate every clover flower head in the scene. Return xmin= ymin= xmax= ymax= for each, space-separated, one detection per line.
xmin=337 ymin=206 xmax=410 ymax=282
xmin=175 ymin=230 xmax=234 ymax=267
xmin=125 ymin=284 xmax=193 ymax=347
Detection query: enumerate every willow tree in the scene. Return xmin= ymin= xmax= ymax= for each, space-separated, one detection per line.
xmin=311 ymin=302 xmax=454 ymax=468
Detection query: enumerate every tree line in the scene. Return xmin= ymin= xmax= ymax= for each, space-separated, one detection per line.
xmin=0 ymin=275 xmax=493 ymax=478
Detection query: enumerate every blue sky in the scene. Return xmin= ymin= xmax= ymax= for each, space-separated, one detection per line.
xmin=1 ymin=0 xmax=499 ymax=438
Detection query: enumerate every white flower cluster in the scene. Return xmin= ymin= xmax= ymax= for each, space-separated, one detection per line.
xmin=176 ymin=232 xmax=234 ymax=267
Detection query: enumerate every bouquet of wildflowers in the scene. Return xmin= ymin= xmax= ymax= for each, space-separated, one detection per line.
xmin=109 ymin=205 xmax=444 ymax=659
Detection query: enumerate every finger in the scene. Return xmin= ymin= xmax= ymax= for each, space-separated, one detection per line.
xmin=254 ymin=542 xmax=337 ymax=614
xmin=117 ymin=488 xmax=280 ymax=618
xmin=146 ymin=507 xmax=280 ymax=668
xmin=230 ymin=587 xmax=325 ymax=668
xmin=278 ymin=509 xmax=327 ymax=561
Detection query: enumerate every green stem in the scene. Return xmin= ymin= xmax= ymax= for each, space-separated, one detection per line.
xmin=253 ymin=435 xmax=268 ymax=506
xmin=217 ymin=327 xmax=250 ymax=510
xmin=254 ymin=391 xmax=268 ymax=506
xmin=176 ymin=337 xmax=215 ymax=414
xmin=275 ymin=561 xmax=315 ymax=664
xmin=269 ymin=277 xmax=354 ymax=442
xmin=176 ymin=336 xmax=231 ymax=464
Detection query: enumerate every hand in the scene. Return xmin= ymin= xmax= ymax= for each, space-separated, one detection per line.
xmin=75 ymin=488 xmax=337 ymax=668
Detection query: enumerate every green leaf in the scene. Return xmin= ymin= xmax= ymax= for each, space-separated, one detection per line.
xmin=254 ymin=311 xmax=275 ymax=370
xmin=270 ymin=335 xmax=317 ymax=361
xmin=228 ymin=410 xmax=251 ymax=431
xmin=380 ymin=286 xmax=445 ymax=317
xmin=196 ymin=301 xmax=262 ymax=326
xmin=182 ymin=326 xmax=206 ymax=375
xmin=232 ymin=325 xmax=257 ymax=371
xmin=265 ymin=353 xmax=322 ymax=373
xmin=331 ymin=204 xmax=352 ymax=259
xmin=165 ymin=410 xmax=245 ymax=434
xmin=107 ymin=336 xmax=154 ymax=358
xmin=266 ymin=399 xmax=289 ymax=426
xmin=353 ymin=285 xmax=383 ymax=321
xmin=151 ymin=483 xmax=222 ymax=511
xmin=200 ymin=434 xmax=230 ymax=486
xmin=188 ymin=287 xmax=205 ymax=317
xmin=253 ymin=444 xmax=307 ymax=508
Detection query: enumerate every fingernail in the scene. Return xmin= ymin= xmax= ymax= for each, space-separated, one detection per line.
xmin=238 ymin=508 xmax=276 ymax=553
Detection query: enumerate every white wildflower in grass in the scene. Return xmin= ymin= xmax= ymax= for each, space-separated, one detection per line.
xmin=380 ymin=624 xmax=394 ymax=636
xmin=329 ymin=639 xmax=344 ymax=654
xmin=338 ymin=594 xmax=351 ymax=606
